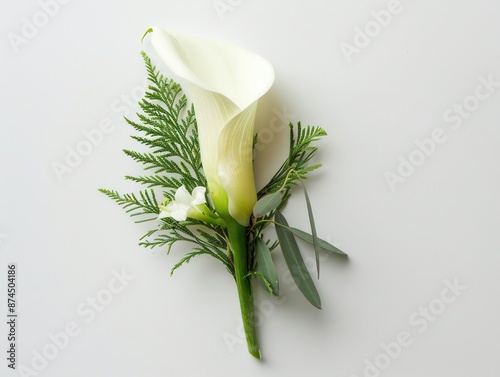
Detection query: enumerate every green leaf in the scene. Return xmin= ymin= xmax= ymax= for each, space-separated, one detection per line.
xmin=301 ymin=183 xmax=320 ymax=278
xmin=170 ymin=250 xmax=212 ymax=276
xmin=274 ymin=210 xmax=321 ymax=309
xmin=253 ymin=190 xmax=283 ymax=218
xmin=287 ymin=227 xmax=347 ymax=256
xmin=247 ymin=271 xmax=274 ymax=295
xmin=254 ymin=237 xmax=279 ymax=296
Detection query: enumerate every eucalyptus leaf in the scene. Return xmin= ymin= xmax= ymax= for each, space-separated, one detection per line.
xmin=287 ymin=227 xmax=347 ymax=256
xmin=301 ymin=183 xmax=320 ymax=278
xmin=274 ymin=210 xmax=321 ymax=309
xmin=253 ymin=191 xmax=283 ymax=217
xmin=249 ymin=271 xmax=274 ymax=295
xmin=254 ymin=238 xmax=279 ymax=296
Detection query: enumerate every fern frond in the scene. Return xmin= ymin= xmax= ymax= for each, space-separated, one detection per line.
xmin=125 ymin=174 xmax=182 ymax=191
xmin=258 ymin=122 xmax=326 ymax=198
xmin=170 ymin=250 xmax=215 ymax=276
xmin=252 ymin=122 xmax=327 ymax=238
xmin=98 ymin=188 xmax=159 ymax=222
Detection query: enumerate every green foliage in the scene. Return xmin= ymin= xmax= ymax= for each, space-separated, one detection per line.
xmin=254 ymin=237 xmax=279 ymax=296
xmin=252 ymin=190 xmax=283 ymax=218
xmin=124 ymin=51 xmax=206 ymax=195
xmin=251 ymin=123 xmax=327 ymax=242
xmin=259 ymin=122 xmax=326 ymax=200
xmin=98 ymin=188 xmax=160 ymax=223
xmin=99 ymin=53 xmax=341 ymax=303
xmin=274 ymin=210 xmax=321 ymax=309
xmin=250 ymin=124 xmax=348 ymax=307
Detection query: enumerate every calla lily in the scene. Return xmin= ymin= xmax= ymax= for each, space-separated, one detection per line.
xmin=147 ymin=27 xmax=275 ymax=226
xmin=146 ymin=28 xmax=274 ymax=359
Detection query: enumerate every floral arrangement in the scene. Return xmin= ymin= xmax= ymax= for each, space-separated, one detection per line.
xmin=99 ymin=27 xmax=346 ymax=359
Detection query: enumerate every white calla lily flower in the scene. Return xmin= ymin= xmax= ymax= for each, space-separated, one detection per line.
xmin=147 ymin=27 xmax=275 ymax=226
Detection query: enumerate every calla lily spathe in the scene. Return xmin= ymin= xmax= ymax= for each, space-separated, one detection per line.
xmin=147 ymin=27 xmax=275 ymax=226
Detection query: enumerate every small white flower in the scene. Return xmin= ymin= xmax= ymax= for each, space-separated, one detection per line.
xmin=159 ymin=186 xmax=207 ymax=221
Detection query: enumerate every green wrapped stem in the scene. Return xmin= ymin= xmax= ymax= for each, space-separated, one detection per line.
xmin=226 ymin=218 xmax=260 ymax=359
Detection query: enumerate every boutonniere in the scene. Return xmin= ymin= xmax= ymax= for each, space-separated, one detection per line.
xmin=100 ymin=27 xmax=347 ymax=359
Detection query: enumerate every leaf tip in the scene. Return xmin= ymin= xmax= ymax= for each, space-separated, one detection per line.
xmin=141 ymin=27 xmax=153 ymax=43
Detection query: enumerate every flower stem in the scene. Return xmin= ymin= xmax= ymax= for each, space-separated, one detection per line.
xmin=226 ymin=218 xmax=261 ymax=359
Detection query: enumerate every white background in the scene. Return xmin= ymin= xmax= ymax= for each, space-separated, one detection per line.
xmin=1 ymin=1 xmax=500 ymax=376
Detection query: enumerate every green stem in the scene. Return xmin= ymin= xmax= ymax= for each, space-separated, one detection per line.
xmin=226 ymin=218 xmax=261 ymax=359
